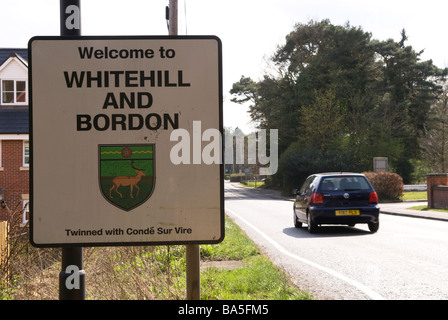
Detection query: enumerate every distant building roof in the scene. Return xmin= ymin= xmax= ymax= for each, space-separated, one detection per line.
xmin=0 ymin=48 xmax=28 ymax=68
xmin=0 ymin=109 xmax=29 ymax=134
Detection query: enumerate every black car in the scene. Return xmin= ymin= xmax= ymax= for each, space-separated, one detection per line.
xmin=293 ymin=173 xmax=380 ymax=233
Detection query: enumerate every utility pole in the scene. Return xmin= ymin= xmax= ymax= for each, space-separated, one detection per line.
xmin=58 ymin=0 xmax=85 ymax=300
xmin=168 ymin=0 xmax=200 ymax=300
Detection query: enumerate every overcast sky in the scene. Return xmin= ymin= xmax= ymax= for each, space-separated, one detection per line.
xmin=1 ymin=0 xmax=447 ymax=133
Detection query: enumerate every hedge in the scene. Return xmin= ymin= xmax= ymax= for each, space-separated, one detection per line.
xmin=363 ymin=171 xmax=404 ymax=201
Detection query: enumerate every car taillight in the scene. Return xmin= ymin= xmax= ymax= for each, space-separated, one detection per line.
xmin=312 ymin=193 xmax=324 ymax=204
xmin=369 ymin=192 xmax=378 ymax=203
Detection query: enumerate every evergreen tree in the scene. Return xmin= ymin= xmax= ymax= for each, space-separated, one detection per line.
xmin=230 ymin=20 xmax=447 ymax=187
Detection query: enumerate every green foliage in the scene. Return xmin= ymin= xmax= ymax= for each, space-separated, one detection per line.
xmin=230 ymin=20 xmax=448 ymax=186
xmin=299 ymin=89 xmax=345 ymax=150
xmin=241 ymin=181 xmax=265 ymax=188
xmin=0 ymin=276 xmax=20 ymax=300
xmin=201 ymin=216 xmax=259 ymax=261
xmin=363 ymin=171 xmax=404 ymax=201
xmin=279 ymin=140 xmax=360 ymax=191
xmin=229 ymin=173 xmax=246 ymax=182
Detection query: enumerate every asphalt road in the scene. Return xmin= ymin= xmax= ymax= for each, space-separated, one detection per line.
xmin=224 ymin=181 xmax=448 ymax=300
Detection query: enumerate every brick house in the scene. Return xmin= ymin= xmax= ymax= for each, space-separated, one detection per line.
xmin=0 ymin=49 xmax=29 ymax=226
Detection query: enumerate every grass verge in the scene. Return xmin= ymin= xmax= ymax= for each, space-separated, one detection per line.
xmin=401 ymin=191 xmax=427 ymax=201
xmin=5 ymin=216 xmax=311 ymax=300
xmin=240 ymin=181 xmax=265 ymax=188
xmin=200 ymin=217 xmax=312 ymax=300
xmin=408 ymin=205 xmax=448 ymax=213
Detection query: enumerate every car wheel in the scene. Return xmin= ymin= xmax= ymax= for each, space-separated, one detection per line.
xmin=307 ymin=213 xmax=318 ymax=233
xmin=293 ymin=212 xmax=302 ymax=228
xmin=368 ymin=221 xmax=379 ymax=233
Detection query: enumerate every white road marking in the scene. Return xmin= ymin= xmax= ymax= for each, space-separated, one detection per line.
xmin=226 ymin=208 xmax=386 ymax=300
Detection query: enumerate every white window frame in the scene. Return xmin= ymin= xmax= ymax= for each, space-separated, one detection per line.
xmin=0 ymin=79 xmax=28 ymax=105
xmin=23 ymin=140 xmax=29 ymax=167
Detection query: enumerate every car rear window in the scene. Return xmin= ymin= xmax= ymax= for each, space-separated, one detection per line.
xmin=319 ymin=176 xmax=371 ymax=191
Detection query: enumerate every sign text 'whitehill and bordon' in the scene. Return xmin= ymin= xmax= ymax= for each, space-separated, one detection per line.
xmin=63 ymin=46 xmax=190 ymax=132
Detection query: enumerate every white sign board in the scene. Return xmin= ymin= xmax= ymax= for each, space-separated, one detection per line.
xmin=29 ymin=36 xmax=223 ymax=247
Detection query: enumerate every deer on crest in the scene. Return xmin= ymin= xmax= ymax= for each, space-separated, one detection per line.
xmin=109 ymin=161 xmax=146 ymax=199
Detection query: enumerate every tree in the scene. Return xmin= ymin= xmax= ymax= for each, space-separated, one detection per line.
xmin=230 ymin=75 xmax=299 ymax=155
xmin=230 ymin=76 xmax=259 ymax=106
xmin=372 ymin=30 xmax=448 ymax=180
xmin=299 ymin=88 xmax=344 ymax=150
xmin=273 ymin=20 xmax=378 ymax=105
xmin=230 ymin=20 xmax=447 ymax=188
xmin=420 ymin=85 xmax=448 ymax=173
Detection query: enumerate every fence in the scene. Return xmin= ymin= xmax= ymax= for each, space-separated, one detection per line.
xmin=403 ymin=184 xmax=427 ymax=191
xmin=0 ymin=221 xmax=8 ymax=269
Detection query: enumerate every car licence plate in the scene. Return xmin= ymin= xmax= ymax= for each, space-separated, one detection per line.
xmin=335 ymin=210 xmax=360 ymax=216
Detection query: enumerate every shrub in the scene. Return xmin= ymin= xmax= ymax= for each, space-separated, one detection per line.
xmin=229 ymin=173 xmax=246 ymax=182
xmin=363 ymin=171 xmax=404 ymax=201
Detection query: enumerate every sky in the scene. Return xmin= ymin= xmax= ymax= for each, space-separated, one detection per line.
xmin=1 ymin=0 xmax=448 ymax=134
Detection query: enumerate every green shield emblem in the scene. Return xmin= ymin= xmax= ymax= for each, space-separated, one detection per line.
xmin=99 ymin=145 xmax=155 ymax=211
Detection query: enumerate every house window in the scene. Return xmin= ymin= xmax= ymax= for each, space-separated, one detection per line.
xmin=23 ymin=140 xmax=29 ymax=167
xmin=1 ymin=79 xmax=27 ymax=105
